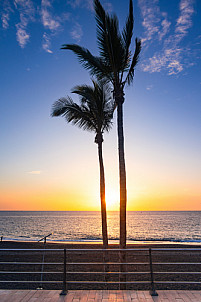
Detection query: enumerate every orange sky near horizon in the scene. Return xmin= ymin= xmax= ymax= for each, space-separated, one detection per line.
xmin=1 ymin=184 xmax=201 ymax=211
xmin=1 ymin=131 xmax=201 ymax=212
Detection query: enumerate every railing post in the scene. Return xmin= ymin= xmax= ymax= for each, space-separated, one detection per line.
xmin=60 ymin=248 xmax=67 ymax=295
xmin=149 ymin=248 xmax=158 ymax=296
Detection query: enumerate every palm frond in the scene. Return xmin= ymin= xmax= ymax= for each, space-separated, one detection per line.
xmin=72 ymin=84 xmax=95 ymax=105
xmin=51 ymin=96 xmax=97 ymax=132
xmin=72 ymin=80 xmax=114 ymax=133
xmin=51 ymin=96 xmax=73 ymax=117
xmin=61 ymin=44 xmax=112 ymax=82
xmin=122 ymin=0 xmax=133 ymax=50
xmin=94 ymin=0 xmax=126 ymax=77
xmin=121 ymin=0 xmax=133 ymax=71
xmin=52 ymin=80 xmax=114 ymax=135
xmin=123 ymin=37 xmax=141 ymax=86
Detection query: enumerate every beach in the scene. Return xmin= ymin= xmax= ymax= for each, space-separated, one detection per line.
xmin=0 ymin=241 xmax=201 ymax=291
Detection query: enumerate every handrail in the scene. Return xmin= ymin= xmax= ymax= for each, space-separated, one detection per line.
xmin=0 ymin=249 xmax=62 ymax=251
xmin=1 ymin=247 xmax=201 ymax=251
xmin=1 ymin=261 xmax=201 ymax=265
xmin=38 ymin=233 xmax=52 ymax=243
xmin=0 ymin=247 xmax=201 ymax=296
xmin=0 ymin=262 xmax=63 ymax=265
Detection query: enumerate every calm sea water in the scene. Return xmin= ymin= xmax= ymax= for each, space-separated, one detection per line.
xmin=0 ymin=211 xmax=201 ymax=244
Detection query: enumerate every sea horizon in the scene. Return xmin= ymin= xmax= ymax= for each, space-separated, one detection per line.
xmin=1 ymin=210 xmax=201 ymax=212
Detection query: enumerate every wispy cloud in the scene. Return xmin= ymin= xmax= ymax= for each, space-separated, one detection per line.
xmin=86 ymin=0 xmax=93 ymax=11
xmin=1 ymin=0 xmax=13 ymax=29
xmin=67 ymin=0 xmax=113 ymax=41
xmin=139 ymin=0 xmax=195 ymax=75
xmin=142 ymin=47 xmax=184 ymax=75
xmin=1 ymin=0 xmax=67 ymax=53
xmin=146 ymin=85 xmax=153 ymax=91
xmin=42 ymin=32 xmax=53 ymax=53
xmin=70 ymin=22 xmax=83 ymax=42
xmin=67 ymin=0 xmax=94 ymax=11
xmin=16 ymin=25 xmax=30 ymax=47
xmin=28 ymin=171 xmax=41 ymax=175
xmin=175 ymin=0 xmax=194 ymax=38
xmin=67 ymin=0 xmax=81 ymax=9
xmin=138 ymin=0 xmax=171 ymax=45
xmin=41 ymin=0 xmax=60 ymax=31
xmin=40 ymin=0 xmax=65 ymax=53
xmin=41 ymin=9 xmax=60 ymax=31
xmin=2 ymin=13 xmax=9 ymax=29
xmin=1 ymin=0 xmax=35 ymax=48
xmin=67 ymin=0 xmax=112 ymax=12
xmin=14 ymin=0 xmax=35 ymax=48
xmin=159 ymin=13 xmax=171 ymax=41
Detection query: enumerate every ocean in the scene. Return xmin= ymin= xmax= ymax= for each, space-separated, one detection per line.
xmin=0 ymin=211 xmax=201 ymax=244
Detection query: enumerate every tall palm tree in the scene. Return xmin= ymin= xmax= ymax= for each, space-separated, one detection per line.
xmin=61 ymin=0 xmax=141 ymax=250
xmin=51 ymin=80 xmax=114 ymax=249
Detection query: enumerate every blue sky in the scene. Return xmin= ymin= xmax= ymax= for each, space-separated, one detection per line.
xmin=0 ymin=0 xmax=201 ymax=211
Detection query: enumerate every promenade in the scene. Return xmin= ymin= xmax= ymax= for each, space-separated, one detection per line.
xmin=1 ymin=290 xmax=201 ymax=301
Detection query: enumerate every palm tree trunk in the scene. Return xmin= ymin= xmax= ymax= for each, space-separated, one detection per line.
xmin=97 ymin=139 xmax=108 ymax=249
xmin=116 ymin=98 xmax=127 ymax=249
xmin=116 ymin=89 xmax=127 ymax=289
xmin=97 ymin=138 xmax=109 ymax=286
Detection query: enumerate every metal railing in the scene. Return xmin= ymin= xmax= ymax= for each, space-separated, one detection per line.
xmin=0 ymin=247 xmax=201 ymax=296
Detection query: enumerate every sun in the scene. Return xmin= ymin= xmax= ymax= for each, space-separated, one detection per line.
xmin=105 ymin=189 xmax=119 ymax=211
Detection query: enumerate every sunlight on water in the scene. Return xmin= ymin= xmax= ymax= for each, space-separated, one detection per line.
xmin=0 ymin=211 xmax=201 ymax=243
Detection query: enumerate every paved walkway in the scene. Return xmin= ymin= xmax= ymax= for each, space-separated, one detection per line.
xmin=0 ymin=290 xmax=201 ymax=301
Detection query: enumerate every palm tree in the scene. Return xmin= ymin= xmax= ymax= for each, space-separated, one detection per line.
xmin=51 ymin=80 xmax=114 ymax=249
xmin=61 ymin=0 xmax=141 ymax=250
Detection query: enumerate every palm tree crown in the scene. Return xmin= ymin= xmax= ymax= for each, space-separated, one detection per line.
xmin=51 ymin=80 xmax=113 ymax=139
xmin=61 ymin=0 xmax=141 ymax=91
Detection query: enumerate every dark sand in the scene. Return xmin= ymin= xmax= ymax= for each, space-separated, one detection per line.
xmin=0 ymin=241 xmax=201 ymax=291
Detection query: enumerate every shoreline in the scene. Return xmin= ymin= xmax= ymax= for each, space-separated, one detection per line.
xmin=1 ymin=239 xmax=201 ymax=247
xmin=1 ymin=240 xmax=201 ymax=249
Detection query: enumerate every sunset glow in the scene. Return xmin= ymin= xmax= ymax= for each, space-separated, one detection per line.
xmin=106 ymin=189 xmax=119 ymax=211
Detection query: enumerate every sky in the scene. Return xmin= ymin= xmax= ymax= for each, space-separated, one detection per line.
xmin=0 ymin=0 xmax=201 ymax=211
